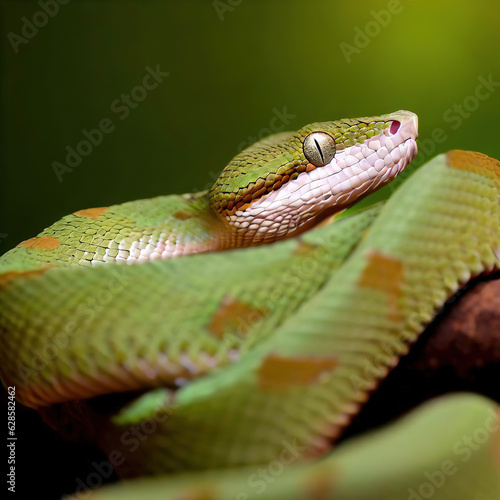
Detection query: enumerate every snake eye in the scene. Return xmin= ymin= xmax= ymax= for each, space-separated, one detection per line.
xmin=303 ymin=132 xmax=336 ymax=167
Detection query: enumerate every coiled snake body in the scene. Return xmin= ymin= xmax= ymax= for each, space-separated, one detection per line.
xmin=1 ymin=111 xmax=499 ymax=499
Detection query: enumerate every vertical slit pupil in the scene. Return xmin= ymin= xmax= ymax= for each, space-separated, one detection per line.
xmin=314 ymin=138 xmax=324 ymax=163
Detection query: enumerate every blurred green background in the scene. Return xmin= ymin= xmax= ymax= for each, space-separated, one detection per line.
xmin=2 ymin=0 xmax=500 ymax=254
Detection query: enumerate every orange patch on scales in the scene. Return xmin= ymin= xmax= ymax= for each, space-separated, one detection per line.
xmin=0 ymin=265 xmax=53 ymax=289
xmin=208 ymin=296 xmax=266 ymax=339
xmin=359 ymin=251 xmax=403 ymax=320
xmin=258 ymin=354 xmax=338 ymax=391
xmin=18 ymin=236 xmax=61 ymax=250
xmin=446 ymin=150 xmax=500 ymax=182
xmin=73 ymin=207 xmax=109 ymax=219
xmin=491 ymin=408 xmax=500 ymax=473
xmin=303 ymin=466 xmax=338 ymax=500
xmin=175 ymin=489 xmax=216 ymax=500
xmin=173 ymin=210 xmax=192 ymax=221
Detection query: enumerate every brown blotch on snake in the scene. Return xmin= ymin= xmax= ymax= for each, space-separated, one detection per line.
xmin=208 ymin=296 xmax=266 ymax=339
xmin=359 ymin=251 xmax=403 ymax=321
xmin=258 ymin=354 xmax=339 ymax=391
xmin=446 ymin=150 xmax=500 ymax=182
xmin=0 ymin=265 xmax=53 ymax=290
xmin=303 ymin=465 xmax=339 ymax=500
xmin=17 ymin=236 xmax=61 ymax=250
xmin=73 ymin=207 xmax=109 ymax=219
xmin=172 ymin=210 xmax=192 ymax=221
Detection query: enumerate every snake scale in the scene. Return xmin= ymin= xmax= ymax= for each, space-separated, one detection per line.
xmin=1 ymin=110 xmax=499 ymax=499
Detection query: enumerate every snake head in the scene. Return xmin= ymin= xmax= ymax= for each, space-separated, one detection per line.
xmin=209 ymin=110 xmax=418 ymax=246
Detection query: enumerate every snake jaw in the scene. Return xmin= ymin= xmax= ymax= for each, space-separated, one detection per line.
xmin=226 ymin=111 xmax=418 ymax=246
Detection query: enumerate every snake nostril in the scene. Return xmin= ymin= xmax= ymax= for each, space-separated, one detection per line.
xmin=389 ymin=120 xmax=401 ymax=135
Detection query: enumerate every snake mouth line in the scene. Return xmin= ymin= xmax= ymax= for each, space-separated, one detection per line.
xmin=233 ymin=132 xmax=418 ymax=245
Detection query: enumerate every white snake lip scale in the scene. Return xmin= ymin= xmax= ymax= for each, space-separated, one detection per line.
xmin=2 ymin=104 xmax=500 ymax=498
xmin=241 ymin=110 xmax=419 ymax=242
xmin=104 ymin=111 xmax=419 ymax=262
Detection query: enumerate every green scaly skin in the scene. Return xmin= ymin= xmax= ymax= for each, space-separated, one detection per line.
xmin=0 ymin=111 xmax=499 ymax=498
xmin=0 ymin=111 xmax=416 ymax=269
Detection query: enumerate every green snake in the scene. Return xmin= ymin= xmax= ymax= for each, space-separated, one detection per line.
xmin=1 ymin=110 xmax=499 ymax=499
